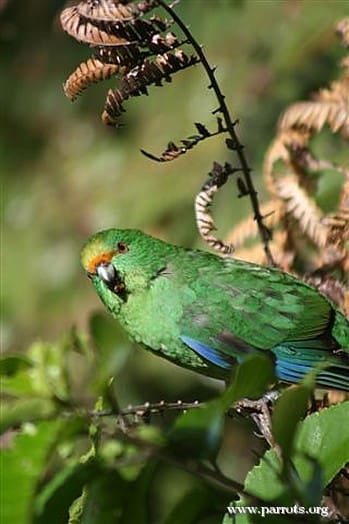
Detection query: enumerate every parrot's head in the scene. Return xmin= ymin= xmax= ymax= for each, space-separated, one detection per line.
xmin=81 ymin=229 xmax=172 ymax=310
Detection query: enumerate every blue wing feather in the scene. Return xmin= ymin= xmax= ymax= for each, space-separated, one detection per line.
xmin=180 ymin=335 xmax=234 ymax=369
xmin=180 ymin=333 xmax=349 ymax=391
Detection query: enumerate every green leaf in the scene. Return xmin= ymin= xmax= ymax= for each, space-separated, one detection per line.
xmin=133 ymin=424 xmax=166 ymax=447
xmin=67 ymin=460 xmax=155 ymax=524
xmin=1 ymin=340 xmax=74 ymax=400
xmin=0 ymin=354 xmax=33 ymax=376
xmin=69 ymin=492 xmax=86 ymax=524
xmin=28 ymin=340 xmax=71 ymax=401
xmin=80 ymin=469 xmax=127 ymax=524
xmin=119 ymin=461 xmax=156 ymax=524
xmin=1 ymin=420 xmax=62 ymax=524
xmin=244 ymin=448 xmax=284 ymax=502
xmin=1 ymin=366 xmax=38 ymax=398
xmin=221 ymin=354 xmax=276 ymax=409
xmin=244 ymin=401 xmax=349 ymax=504
xmin=0 ymin=398 xmax=56 ymax=434
xmin=165 ymin=487 xmax=217 ymax=524
xmin=295 ymin=400 xmax=349 ymax=487
xmin=272 ymin=385 xmax=310 ymax=461
xmin=167 ymin=400 xmax=224 ymax=461
xmin=34 ymin=459 xmax=101 ymax=524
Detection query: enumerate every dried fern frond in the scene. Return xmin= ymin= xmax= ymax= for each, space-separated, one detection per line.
xmin=195 ymin=162 xmax=236 ymax=255
xmin=76 ymin=0 xmax=155 ymax=23
xmin=59 ymin=1 xmax=277 ymax=261
xmin=61 ymin=2 xmax=165 ymax=46
xmin=336 ymin=18 xmax=349 ymax=47
xmin=61 ymin=1 xmax=199 ymax=128
xmin=60 ymin=6 xmax=131 ymax=45
xmin=225 ymin=200 xmax=283 ymax=249
xmin=141 ymin=140 xmax=186 ymax=162
xmin=64 ymin=59 xmax=122 ymax=101
xmin=263 ymin=131 xmax=308 ymax=194
xmin=276 ymin=175 xmax=327 ymax=247
xmin=101 ymin=87 xmax=126 ymax=125
xmin=141 ymin=119 xmax=226 ymax=162
xmin=127 ymin=50 xmax=198 ymax=90
xmin=278 ymin=99 xmax=349 ymax=137
xmin=226 ymin=16 xmax=348 ymax=290
xmin=262 ymin=18 xmax=348 ymax=262
xmin=95 ymin=44 xmax=142 ymax=66
xmin=306 ymin=272 xmax=348 ymax=315
xmin=276 ymin=18 xmax=349 ymax=140
xmin=278 ymin=64 xmax=349 ymax=138
xmin=234 ymin=230 xmax=296 ymax=271
xmin=101 ymin=50 xmax=198 ymax=125
xmin=322 ymin=173 xmax=349 ymax=269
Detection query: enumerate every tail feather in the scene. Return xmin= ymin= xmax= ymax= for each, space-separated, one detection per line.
xmin=274 ymin=341 xmax=349 ymax=392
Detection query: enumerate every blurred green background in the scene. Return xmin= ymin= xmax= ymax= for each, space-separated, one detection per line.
xmin=2 ymin=2 xmax=349 ymax=522
xmin=2 ymin=0 xmax=348 ymax=391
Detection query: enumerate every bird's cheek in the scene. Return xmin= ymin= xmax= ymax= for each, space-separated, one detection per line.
xmin=96 ymin=281 xmax=123 ymax=313
xmin=124 ymin=273 xmax=149 ymax=293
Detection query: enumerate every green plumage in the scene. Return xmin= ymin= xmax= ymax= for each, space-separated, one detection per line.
xmin=81 ymin=229 xmax=349 ymax=390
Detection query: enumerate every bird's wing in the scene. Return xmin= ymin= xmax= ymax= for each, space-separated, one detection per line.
xmin=178 ymin=258 xmax=334 ymax=367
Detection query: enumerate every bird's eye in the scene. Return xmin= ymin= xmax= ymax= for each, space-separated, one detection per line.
xmin=117 ymin=242 xmax=128 ymax=254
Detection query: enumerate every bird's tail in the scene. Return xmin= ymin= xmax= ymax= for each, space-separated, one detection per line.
xmin=273 ymin=339 xmax=349 ymax=392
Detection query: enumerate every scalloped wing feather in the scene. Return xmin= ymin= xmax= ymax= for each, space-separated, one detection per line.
xmin=180 ymin=259 xmax=333 ymax=353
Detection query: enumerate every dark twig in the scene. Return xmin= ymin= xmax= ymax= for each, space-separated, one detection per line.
xmin=91 ymin=395 xmax=278 ymax=455
xmin=156 ymin=0 xmax=274 ymax=264
xmin=91 ymin=399 xmax=202 ymax=418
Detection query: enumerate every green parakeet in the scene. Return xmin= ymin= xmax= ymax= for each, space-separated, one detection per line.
xmin=81 ymin=229 xmax=349 ymax=390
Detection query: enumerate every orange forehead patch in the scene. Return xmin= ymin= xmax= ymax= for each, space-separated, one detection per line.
xmin=86 ymin=251 xmax=116 ymax=274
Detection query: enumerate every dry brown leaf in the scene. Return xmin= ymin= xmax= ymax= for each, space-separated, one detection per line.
xmin=336 ymin=18 xmax=349 ymax=47
xmin=276 ymin=176 xmax=327 ymax=247
xmin=264 ymin=130 xmax=310 ymax=194
xmin=64 ymin=59 xmax=122 ymax=101
xmin=60 ymin=6 xmax=130 ymax=46
xmin=101 ymin=87 xmax=126 ymax=125
xmin=321 ymin=174 xmax=349 ymax=269
xmin=195 ymin=184 xmax=233 ymax=255
xmin=278 ymin=99 xmax=349 ymax=136
xmin=76 ymin=0 xmax=153 ymax=22
xmin=234 ymin=230 xmax=295 ymax=270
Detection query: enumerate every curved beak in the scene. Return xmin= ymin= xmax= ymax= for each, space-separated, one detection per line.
xmin=96 ymin=263 xmax=118 ymax=286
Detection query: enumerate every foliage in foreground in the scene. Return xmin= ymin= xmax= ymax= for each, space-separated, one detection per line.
xmin=1 ymin=315 xmax=349 ymax=524
xmin=2 ymin=2 xmax=349 ymax=524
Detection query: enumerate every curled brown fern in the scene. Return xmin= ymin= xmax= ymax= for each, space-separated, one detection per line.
xmin=195 ymin=162 xmax=236 ymax=255
xmin=64 ymin=59 xmax=122 ymax=101
xmin=226 ymin=17 xmax=349 ymax=312
xmin=60 ymin=1 xmax=196 ymax=126
xmin=60 ymin=0 xmax=274 ymax=262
